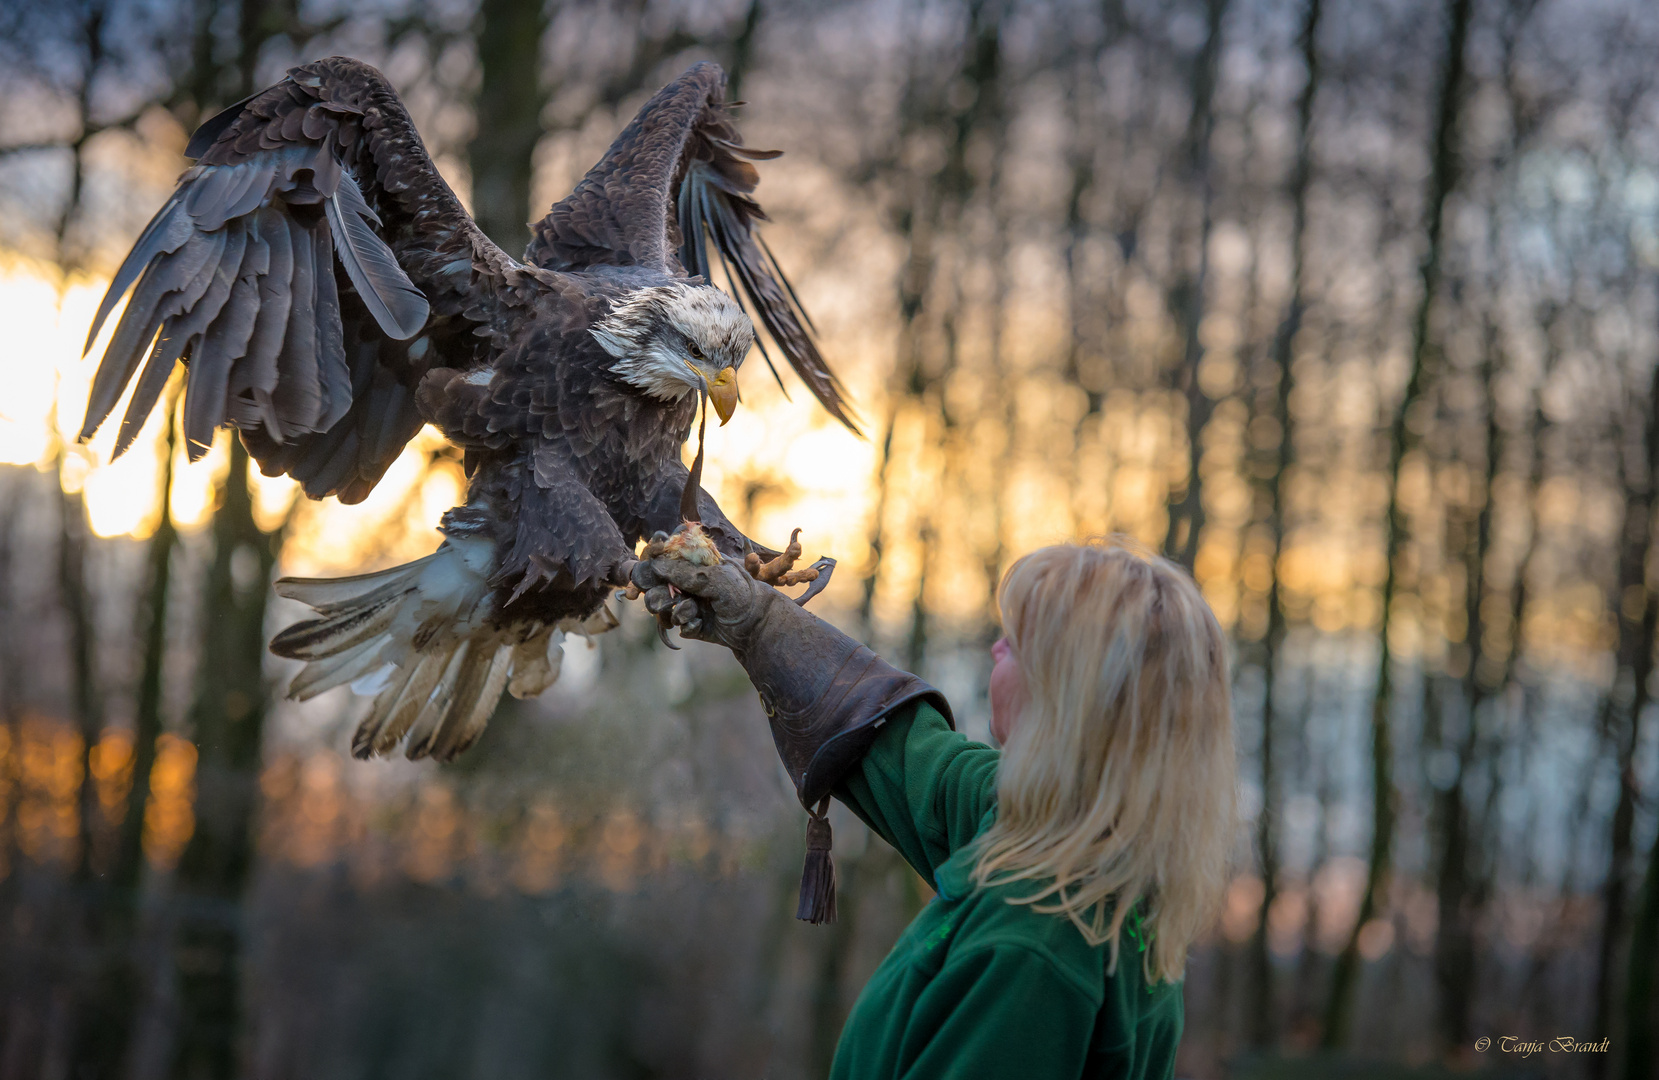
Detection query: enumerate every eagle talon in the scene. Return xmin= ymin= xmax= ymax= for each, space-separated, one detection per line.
xmin=791 ymin=557 xmax=836 ymax=607
xmin=656 ymin=609 xmax=681 ymax=649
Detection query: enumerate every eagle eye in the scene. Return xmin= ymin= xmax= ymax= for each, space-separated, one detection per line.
xmin=688 ymin=343 xmax=706 ymax=361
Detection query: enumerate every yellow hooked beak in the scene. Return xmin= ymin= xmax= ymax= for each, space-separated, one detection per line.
xmin=708 ymin=366 xmax=739 ymax=425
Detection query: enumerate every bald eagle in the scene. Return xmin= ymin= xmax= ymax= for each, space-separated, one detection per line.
xmin=80 ymin=56 xmax=852 ymax=762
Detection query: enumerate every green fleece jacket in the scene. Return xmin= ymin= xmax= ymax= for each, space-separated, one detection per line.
xmin=828 ymin=703 xmax=1183 ymax=1080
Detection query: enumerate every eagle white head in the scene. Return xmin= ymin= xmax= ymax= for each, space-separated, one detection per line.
xmin=591 ymin=282 xmax=752 ymax=423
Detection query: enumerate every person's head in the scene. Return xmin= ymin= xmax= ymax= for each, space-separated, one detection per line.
xmin=974 ymin=538 xmax=1237 ymax=983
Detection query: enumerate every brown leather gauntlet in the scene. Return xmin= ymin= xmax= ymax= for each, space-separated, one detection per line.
xmin=637 ymin=555 xmax=953 ymax=922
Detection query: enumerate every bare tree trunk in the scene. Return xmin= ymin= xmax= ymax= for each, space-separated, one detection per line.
xmin=50 ymin=21 xmax=121 ymax=1071
xmin=121 ymin=400 xmax=179 ymax=900
xmin=1431 ymin=223 xmax=1517 ymax=1055
xmin=1247 ymin=0 xmax=1322 ymax=1048
xmin=1501 ymin=335 xmax=1553 ymax=1033
xmin=860 ymin=401 xmax=903 ymax=639
xmin=1625 ymin=829 xmax=1659 ymax=1080
xmin=1162 ymin=0 xmax=1228 ymax=570
xmin=69 ymin=394 xmax=181 ymax=1080
xmin=860 ymin=194 xmax=933 ymax=640
xmin=1323 ymin=0 xmax=1471 ymax=1047
xmin=721 ymin=0 xmax=763 ymax=105
xmin=808 ymin=846 xmax=860 ymax=1078
xmin=225 ymin=0 xmax=302 ymax=99
xmin=975 ymin=27 xmax=1010 ymax=630
xmin=58 ymin=468 xmax=115 ymax=1080
xmin=859 ymin=26 xmax=932 ymax=641
xmin=866 ymin=2 xmax=1000 ymax=655
xmin=58 ymin=476 xmax=104 ymax=880
xmin=1434 ymin=9 xmax=1542 ymax=1048
xmin=53 ymin=2 xmax=111 ymax=882
xmin=980 ymin=229 xmax=1010 ymax=630
xmin=1431 ymin=323 xmax=1501 ymax=1054
xmin=932 ymin=1 xmax=1000 ymax=648
xmin=0 ymin=477 xmax=26 ymax=898
xmin=1290 ymin=702 xmax=1331 ymax=1035
xmin=169 ymin=439 xmax=280 ymax=1080
xmin=157 ymin=11 xmax=297 ymax=1070
xmin=471 ymin=0 xmax=550 ymax=254
xmin=904 ymin=518 xmax=933 ymax=673
xmin=1592 ymin=354 xmax=1659 ymax=1070
xmin=1061 ymin=53 xmax=1100 ymax=430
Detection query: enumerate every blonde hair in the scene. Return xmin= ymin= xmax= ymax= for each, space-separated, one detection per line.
xmin=973 ymin=538 xmax=1237 ymax=983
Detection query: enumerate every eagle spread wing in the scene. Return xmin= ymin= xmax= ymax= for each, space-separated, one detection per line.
xmin=526 ymin=62 xmax=857 ymax=433
xmin=83 ymin=58 xmax=845 ymax=762
xmin=81 ymin=55 xmax=538 ymax=503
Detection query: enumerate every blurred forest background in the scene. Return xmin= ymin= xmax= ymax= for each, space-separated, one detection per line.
xmin=0 ymin=0 xmax=1656 ymax=1077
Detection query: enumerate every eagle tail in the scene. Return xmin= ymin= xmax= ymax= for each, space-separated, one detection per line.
xmin=270 ymin=537 xmax=617 ymax=762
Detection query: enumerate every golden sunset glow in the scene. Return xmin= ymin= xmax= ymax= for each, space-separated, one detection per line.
xmin=0 ymin=253 xmax=288 ymax=539
xmin=0 ymin=232 xmax=1623 ymax=673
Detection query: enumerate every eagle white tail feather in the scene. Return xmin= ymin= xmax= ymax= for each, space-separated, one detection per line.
xmin=271 ymin=537 xmax=617 ymax=762
xmin=288 ymin=633 xmax=392 ymax=701
xmin=273 ymin=557 xmax=432 ymax=614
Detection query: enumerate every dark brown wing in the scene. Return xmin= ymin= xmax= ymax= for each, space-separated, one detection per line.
xmin=81 ymin=56 xmax=539 ymax=503
xmin=525 ymin=62 xmax=857 ymax=433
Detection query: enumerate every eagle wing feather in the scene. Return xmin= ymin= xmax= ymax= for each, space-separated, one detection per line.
xmin=81 ymin=56 xmax=551 ymax=503
xmin=525 ymin=63 xmax=857 ymax=432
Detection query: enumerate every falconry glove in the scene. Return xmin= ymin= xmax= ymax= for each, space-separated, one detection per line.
xmin=634 ymin=556 xmax=953 ymax=923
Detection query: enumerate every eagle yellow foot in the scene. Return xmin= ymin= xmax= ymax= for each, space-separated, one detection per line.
xmin=745 ymin=528 xmax=820 ymax=588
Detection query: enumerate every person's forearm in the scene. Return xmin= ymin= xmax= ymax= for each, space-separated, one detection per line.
xmin=638 ymin=549 xmax=952 ymax=920
xmin=834 ymin=702 xmax=1000 ymax=886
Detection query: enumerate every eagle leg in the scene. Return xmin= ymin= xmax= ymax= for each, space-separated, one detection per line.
xmin=618 ymin=532 xmax=671 ymax=601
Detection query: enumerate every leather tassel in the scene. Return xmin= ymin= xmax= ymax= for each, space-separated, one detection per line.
xmin=796 ymin=798 xmax=836 ymax=924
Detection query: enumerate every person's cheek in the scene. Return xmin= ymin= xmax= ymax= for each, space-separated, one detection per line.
xmin=988 ymin=668 xmax=1000 ymax=741
xmin=989 ymin=659 xmax=1015 ymax=745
